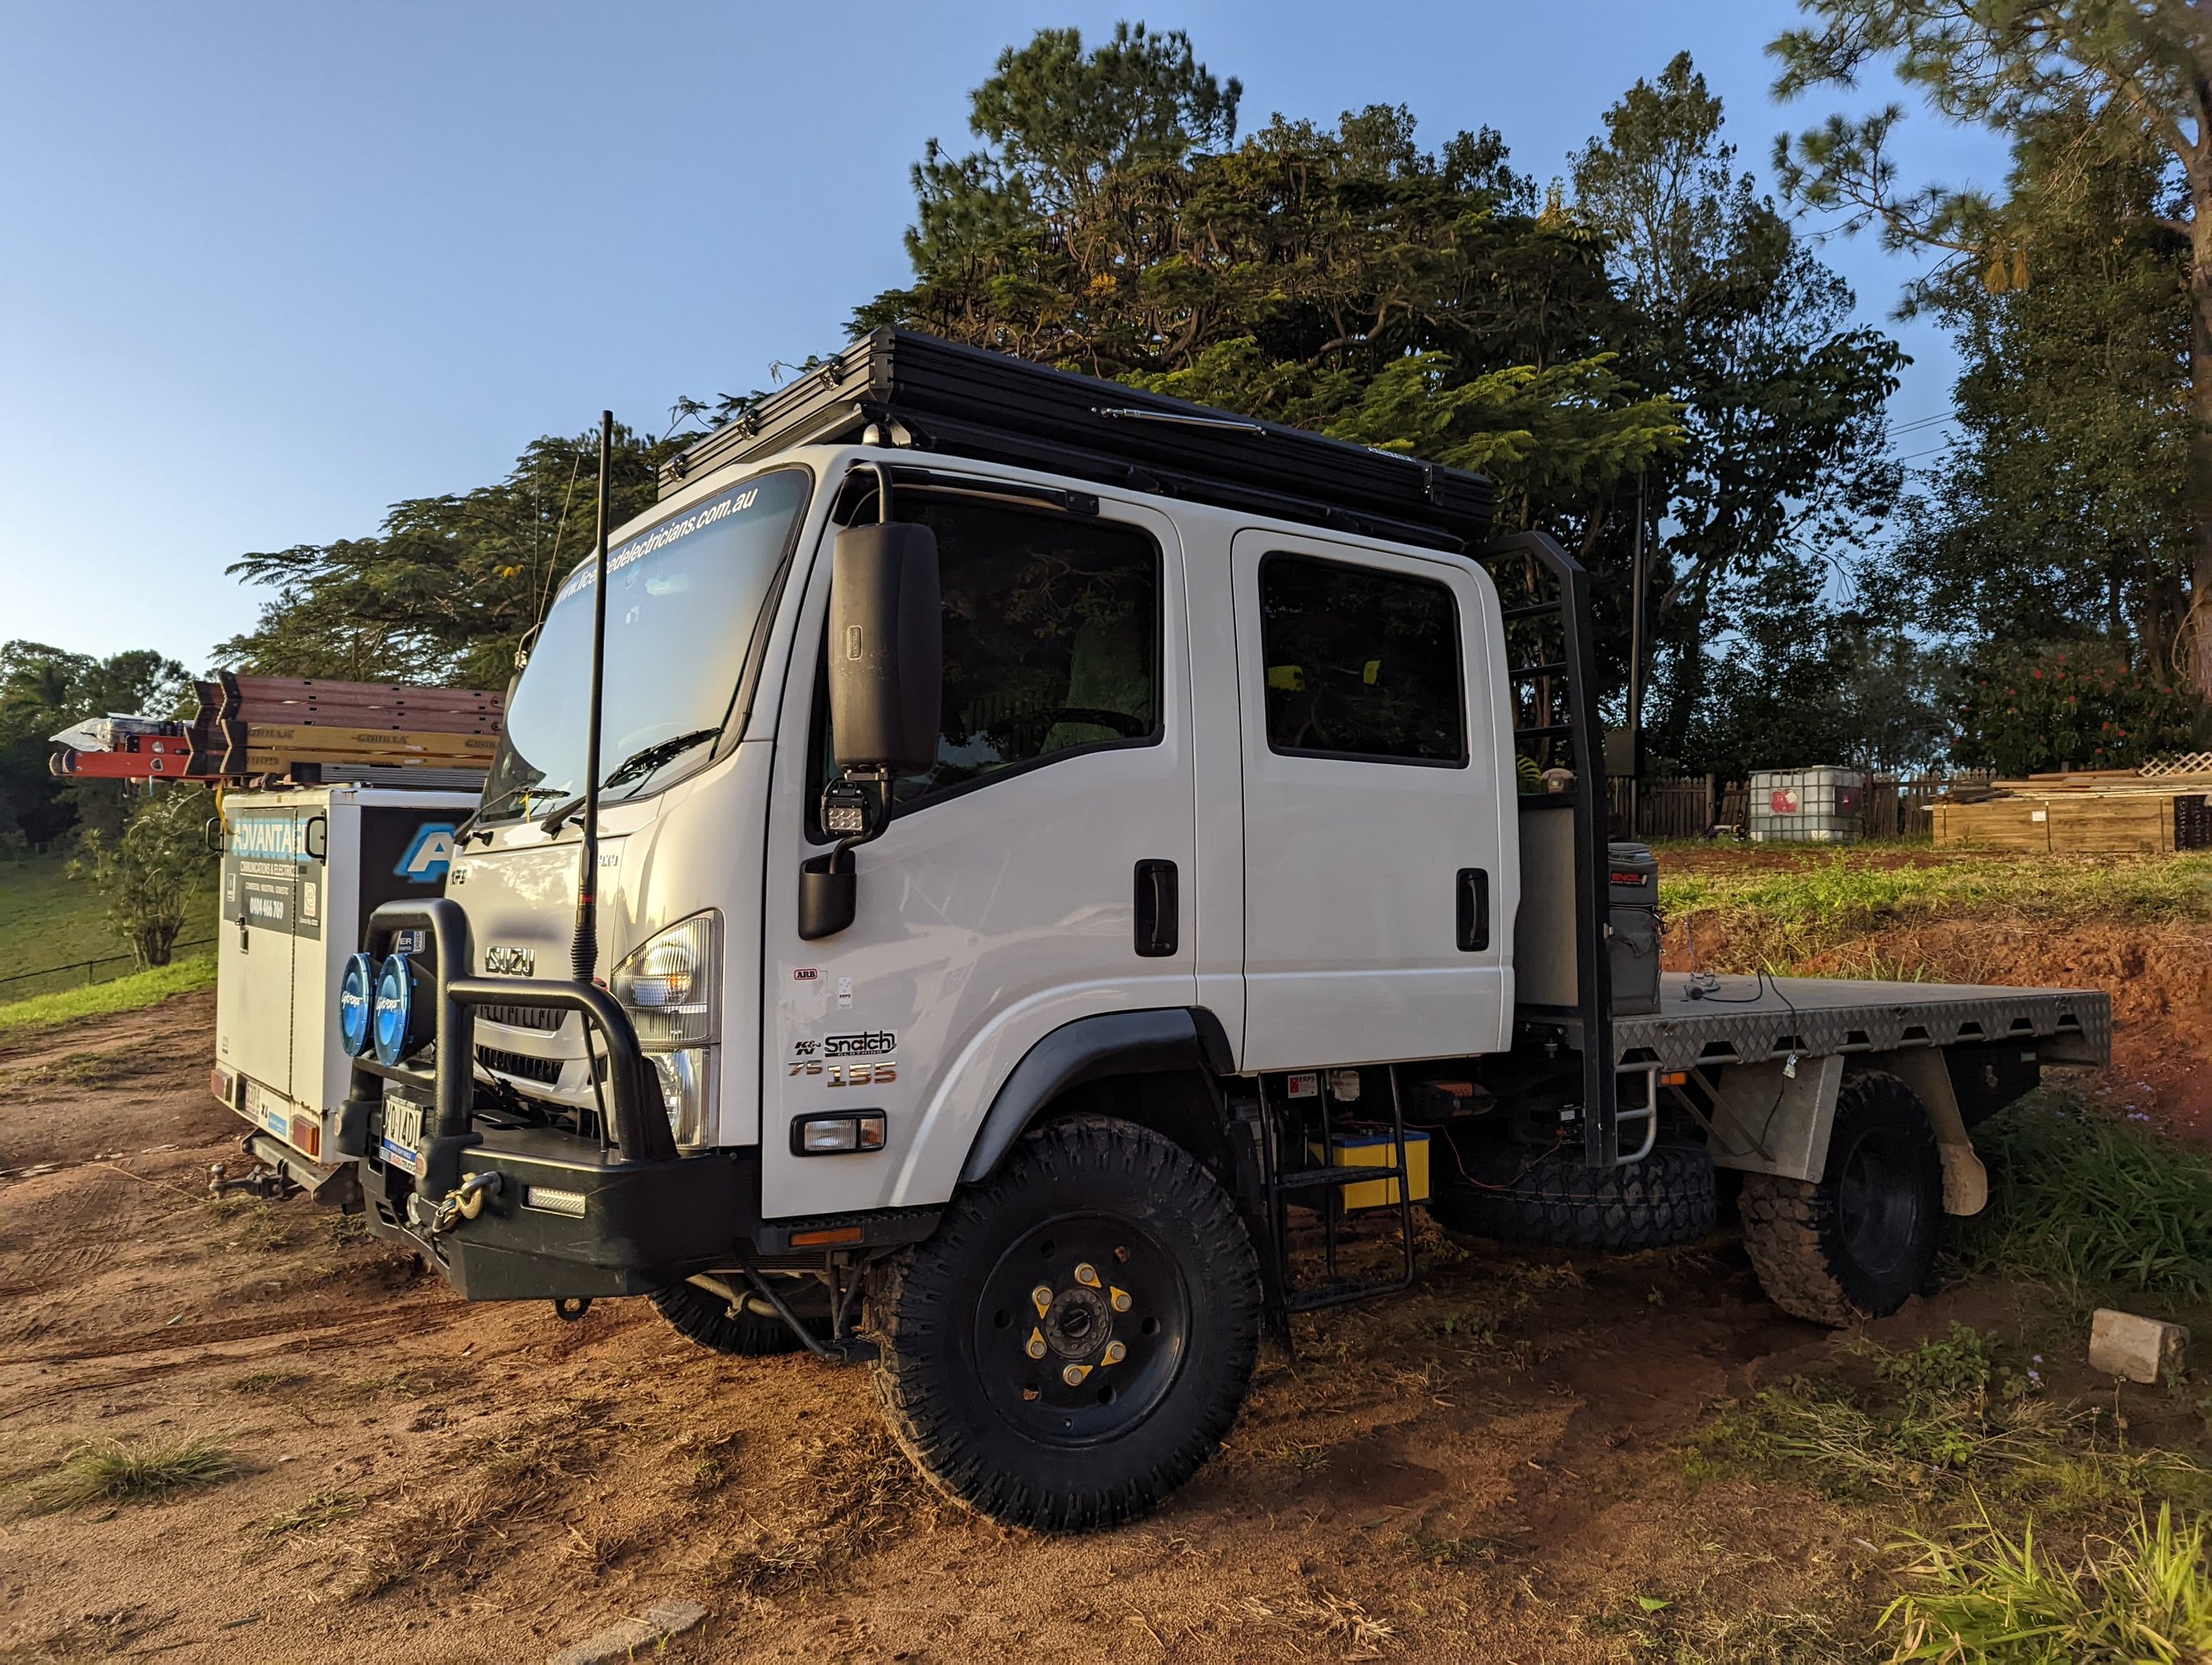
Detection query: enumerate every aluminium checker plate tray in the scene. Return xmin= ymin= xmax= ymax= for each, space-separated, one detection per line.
xmin=1548 ymin=973 xmax=2111 ymax=1073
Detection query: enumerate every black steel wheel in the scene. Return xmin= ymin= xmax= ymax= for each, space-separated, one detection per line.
xmin=872 ymin=1116 xmax=1261 ymax=1532
xmin=1740 ymin=1070 xmax=1942 ymax=1325
xmin=649 ymin=1277 xmax=825 ymax=1357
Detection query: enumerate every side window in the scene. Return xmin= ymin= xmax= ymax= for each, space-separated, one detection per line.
xmin=1259 ymin=553 xmax=1465 ymax=764
xmin=813 ymin=497 xmax=1161 ymax=822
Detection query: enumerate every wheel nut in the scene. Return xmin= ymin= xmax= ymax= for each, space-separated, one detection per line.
xmin=1031 ymin=1284 xmax=1053 ymax=1316
xmin=1062 ymin=1362 xmax=1092 ymax=1386
xmin=1025 ymin=1327 xmax=1048 ymax=1360
xmin=1109 ymin=1285 xmax=1132 ymax=1313
xmin=1102 ymin=1340 xmax=1126 ymax=1366
xmin=1074 ymin=1262 xmax=1101 ymax=1288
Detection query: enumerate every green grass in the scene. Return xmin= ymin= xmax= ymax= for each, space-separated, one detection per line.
xmin=1661 ymin=850 xmax=2212 ymax=969
xmin=0 ymin=852 xmax=219 ymax=999
xmin=1958 ymin=1098 xmax=2212 ymax=1301
xmin=0 ymin=954 xmax=214 ymax=1038
xmin=1691 ymin=1326 xmax=2208 ymax=1515
xmin=24 ymin=1437 xmax=234 ymax=1514
xmin=1883 ymin=1502 xmax=2212 ymax=1663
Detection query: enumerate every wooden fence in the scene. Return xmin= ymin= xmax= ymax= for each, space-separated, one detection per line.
xmin=1605 ymin=773 xmax=1994 ymax=841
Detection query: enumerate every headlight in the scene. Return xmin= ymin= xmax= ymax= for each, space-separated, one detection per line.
xmin=611 ymin=912 xmax=719 ymax=1047
xmin=338 ymin=952 xmax=375 ymax=1056
xmin=611 ymin=913 xmax=721 ymax=1145
xmin=372 ymin=952 xmax=430 ymax=1065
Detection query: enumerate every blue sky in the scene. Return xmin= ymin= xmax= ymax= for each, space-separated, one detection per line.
xmin=0 ymin=0 xmax=2009 ymax=673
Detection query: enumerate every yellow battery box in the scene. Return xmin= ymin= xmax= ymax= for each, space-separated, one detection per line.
xmin=1305 ymin=1131 xmax=1431 ymax=1210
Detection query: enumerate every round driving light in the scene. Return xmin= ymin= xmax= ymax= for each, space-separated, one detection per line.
xmin=337 ymin=952 xmax=375 ymax=1056
xmin=372 ymin=952 xmax=427 ymax=1065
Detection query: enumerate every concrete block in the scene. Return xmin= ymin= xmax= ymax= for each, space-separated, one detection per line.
xmin=549 ymin=1599 xmax=708 ymax=1665
xmin=2088 ymin=1308 xmax=2188 ymax=1385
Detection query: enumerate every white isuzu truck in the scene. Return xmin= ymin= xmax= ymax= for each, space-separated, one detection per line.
xmin=334 ymin=331 xmax=2108 ymax=1531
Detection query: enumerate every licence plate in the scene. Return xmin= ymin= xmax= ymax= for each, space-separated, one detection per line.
xmin=380 ymin=1094 xmax=425 ymax=1175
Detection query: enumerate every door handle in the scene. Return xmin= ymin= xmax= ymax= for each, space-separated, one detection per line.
xmin=1134 ymin=859 xmax=1178 ymax=957
xmin=1455 ymin=867 xmax=1489 ymax=952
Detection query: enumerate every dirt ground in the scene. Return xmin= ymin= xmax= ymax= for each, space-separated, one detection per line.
xmin=0 ymin=988 xmax=2200 ymax=1664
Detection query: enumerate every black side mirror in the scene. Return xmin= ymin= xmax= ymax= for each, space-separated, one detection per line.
xmin=827 ymin=521 xmax=941 ymax=774
xmin=800 ymin=520 xmax=941 ymax=941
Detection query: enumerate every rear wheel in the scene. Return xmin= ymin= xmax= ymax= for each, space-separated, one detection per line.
xmin=1739 ymin=1070 xmax=1941 ymax=1326
xmin=649 ymin=1277 xmax=825 ymax=1357
xmin=871 ymin=1116 xmax=1261 ymax=1532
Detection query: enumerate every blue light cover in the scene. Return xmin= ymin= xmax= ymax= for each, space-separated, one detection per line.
xmin=373 ymin=953 xmax=419 ymax=1065
xmin=337 ymin=952 xmax=375 ymax=1055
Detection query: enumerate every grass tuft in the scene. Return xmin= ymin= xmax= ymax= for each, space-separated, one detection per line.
xmin=1883 ymin=1500 xmax=2212 ymax=1663
xmin=1958 ymin=1098 xmax=2212 ymax=1301
xmin=26 ymin=1437 xmax=234 ymax=1513
xmin=1690 ymin=1327 xmax=2208 ymax=1515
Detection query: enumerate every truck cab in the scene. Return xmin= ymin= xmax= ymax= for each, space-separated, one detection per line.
xmin=336 ymin=330 xmax=2108 ymax=1532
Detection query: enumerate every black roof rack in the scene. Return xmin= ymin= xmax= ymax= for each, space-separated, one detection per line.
xmin=660 ymin=328 xmax=1494 ymax=552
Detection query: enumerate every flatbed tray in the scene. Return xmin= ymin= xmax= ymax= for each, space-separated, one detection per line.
xmin=1547 ymin=974 xmax=2111 ymax=1072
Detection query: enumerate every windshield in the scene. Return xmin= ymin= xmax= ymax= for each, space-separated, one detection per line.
xmin=480 ymin=468 xmax=810 ymax=822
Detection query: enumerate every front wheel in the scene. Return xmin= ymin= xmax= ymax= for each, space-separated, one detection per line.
xmin=871 ymin=1116 xmax=1262 ymax=1531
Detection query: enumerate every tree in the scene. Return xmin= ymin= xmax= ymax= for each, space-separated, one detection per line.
xmin=69 ymin=782 xmax=214 ymax=966
xmin=858 ymin=28 xmax=1682 ymax=556
xmin=1570 ymin=53 xmax=1905 ymax=773
xmin=1770 ymin=0 xmax=2212 ymax=693
xmin=1889 ymin=106 xmax=2193 ymax=662
xmin=220 ymin=426 xmax=686 ymax=690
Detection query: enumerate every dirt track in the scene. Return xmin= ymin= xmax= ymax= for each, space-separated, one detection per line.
xmin=0 ymin=990 xmax=2184 ymax=1663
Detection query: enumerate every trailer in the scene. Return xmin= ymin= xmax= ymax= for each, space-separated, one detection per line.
xmin=328 ymin=330 xmax=2110 ymax=1531
xmin=208 ymin=783 xmax=477 ymax=1201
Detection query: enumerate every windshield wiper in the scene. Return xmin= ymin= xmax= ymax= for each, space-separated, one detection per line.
xmin=536 ymin=728 xmax=721 ymax=832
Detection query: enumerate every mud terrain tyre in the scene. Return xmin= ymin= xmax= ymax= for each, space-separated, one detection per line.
xmin=871 ymin=1116 xmax=1262 ymax=1532
xmin=1739 ymin=1070 xmax=1941 ymax=1326
xmin=1430 ymin=1138 xmax=1716 ymax=1249
xmin=649 ymin=1278 xmax=824 ymax=1357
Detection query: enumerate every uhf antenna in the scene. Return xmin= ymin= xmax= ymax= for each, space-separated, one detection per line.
xmin=572 ymin=410 xmax=612 ymax=985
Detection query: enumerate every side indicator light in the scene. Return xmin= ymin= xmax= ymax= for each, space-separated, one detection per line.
xmin=288 ymin=1114 xmax=321 ymax=1161
xmin=789 ymin=1225 xmax=865 ymax=1247
xmin=1660 ymin=1070 xmax=1689 ymax=1087
xmin=523 ymin=1185 xmax=588 ymax=1218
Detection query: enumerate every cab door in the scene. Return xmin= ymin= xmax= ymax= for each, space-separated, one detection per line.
xmin=1231 ymin=530 xmax=1516 ymax=1070
xmin=760 ymin=487 xmax=1196 ymax=1217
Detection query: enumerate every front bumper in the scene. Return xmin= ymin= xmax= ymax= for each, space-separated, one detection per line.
xmin=357 ymin=1123 xmax=761 ymax=1300
xmin=343 ymin=897 xmax=743 ymax=1302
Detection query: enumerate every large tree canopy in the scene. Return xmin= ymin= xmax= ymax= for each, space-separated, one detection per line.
xmin=1771 ymin=0 xmax=2212 ymax=699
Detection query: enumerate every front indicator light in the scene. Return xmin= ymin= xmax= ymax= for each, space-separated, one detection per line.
xmin=791 ymin=1111 xmax=887 ymax=1156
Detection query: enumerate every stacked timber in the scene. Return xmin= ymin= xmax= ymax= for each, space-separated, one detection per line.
xmin=50 ymin=675 xmax=503 ymax=784
xmin=1932 ymin=767 xmax=2212 ymax=853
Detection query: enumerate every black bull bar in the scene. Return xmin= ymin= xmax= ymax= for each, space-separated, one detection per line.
xmin=341 ymin=898 xmax=675 ymax=1192
xmin=333 ymin=899 xmax=767 ymax=1301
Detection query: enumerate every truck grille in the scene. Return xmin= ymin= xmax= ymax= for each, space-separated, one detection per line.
xmin=476 ymin=1045 xmax=563 ymax=1086
xmin=477 ymin=1002 xmax=565 ymax=1033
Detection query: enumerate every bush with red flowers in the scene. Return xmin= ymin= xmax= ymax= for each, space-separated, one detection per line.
xmin=1952 ymin=643 xmax=2200 ymax=776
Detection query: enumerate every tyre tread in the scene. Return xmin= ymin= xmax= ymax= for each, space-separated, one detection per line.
xmin=870 ymin=1116 xmax=1260 ymax=1533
